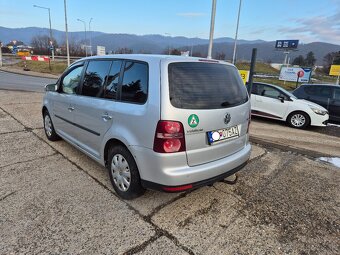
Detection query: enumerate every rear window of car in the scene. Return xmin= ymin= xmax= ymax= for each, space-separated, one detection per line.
xmin=168 ymin=62 xmax=248 ymax=109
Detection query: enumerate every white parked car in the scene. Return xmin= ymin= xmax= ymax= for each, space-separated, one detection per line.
xmin=248 ymin=82 xmax=329 ymax=129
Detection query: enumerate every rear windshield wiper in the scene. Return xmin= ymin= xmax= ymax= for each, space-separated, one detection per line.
xmin=221 ymin=101 xmax=231 ymax=107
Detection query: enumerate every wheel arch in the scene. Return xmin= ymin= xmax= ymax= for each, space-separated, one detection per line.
xmin=103 ymin=138 xmax=129 ymax=167
xmin=42 ymin=105 xmax=48 ymax=116
xmin=287 ymin=110 xmax=311 ymax=126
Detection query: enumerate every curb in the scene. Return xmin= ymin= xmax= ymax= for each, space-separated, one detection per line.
xmin=0 ymin=67 xmax=59 ymax=79
xmin=249 ymin=136 xmax=332 ymax=159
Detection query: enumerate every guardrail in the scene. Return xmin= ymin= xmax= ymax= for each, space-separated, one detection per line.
xmin=2 ymin=53 xmax=81 ymax=61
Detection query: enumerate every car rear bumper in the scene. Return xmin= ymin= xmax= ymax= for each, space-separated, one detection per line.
xmin=130 ymin=143 xmax=251 ymax=188
xmin=141 ymin=161 xmax=248 ymax=192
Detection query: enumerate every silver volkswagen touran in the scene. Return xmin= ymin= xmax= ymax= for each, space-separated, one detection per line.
xmin=42 ymin=55 xmax=251 ymax=199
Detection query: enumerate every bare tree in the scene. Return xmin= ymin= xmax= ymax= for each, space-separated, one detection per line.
xmin=31 ymin=35 xmax=58 ymax=55
xmin=215 ymin=52 xmax=226 ymax=60
xmin=323 ymin=51 xmax=340 ymax=74
xmin=59 ymin=38 xmax=86 ymax=57
xmin=115 ymin=48 xmax=133 ymax=54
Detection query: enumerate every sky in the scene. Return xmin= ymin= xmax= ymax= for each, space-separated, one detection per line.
xmin=1 ymin=0 xmax=340 ymax=44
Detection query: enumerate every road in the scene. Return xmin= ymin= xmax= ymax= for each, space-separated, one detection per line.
xmin=0 ymin=89 xmax=339 ymax=254
xmin=0 ymin=71 xmax=57 ymax=92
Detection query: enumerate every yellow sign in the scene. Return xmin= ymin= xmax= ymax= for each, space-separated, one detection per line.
xmin=239 ymin=70 xmax=249 ymax=84
xmin=329 ymin=65 xmax=340 ymax=76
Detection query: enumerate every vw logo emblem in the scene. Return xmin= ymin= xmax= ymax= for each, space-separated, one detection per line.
xmin=224 ymin=113 xmax=231 ymax=125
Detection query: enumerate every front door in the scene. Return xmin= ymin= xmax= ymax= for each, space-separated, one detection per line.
xmin=52 ymin=64 xmax=85 ymax=143
xmin=254 ymin=84 xmax=289 ymax=119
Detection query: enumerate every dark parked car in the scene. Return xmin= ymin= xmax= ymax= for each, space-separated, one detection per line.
xmin=293 ymin=84 xmax=340 ymax=122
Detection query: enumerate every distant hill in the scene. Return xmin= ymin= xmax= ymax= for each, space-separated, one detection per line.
xmin=0 ymin=26 xmax=339 ymax=65
xmin=186 ymin=41 xmax=340 ymax=65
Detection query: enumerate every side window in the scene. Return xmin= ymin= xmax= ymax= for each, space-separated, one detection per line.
xmin=259 ymin=85 xmax=281 ymax=99
xmin=121 ymin=61 xmax=148 ymax=104
xmin=104 ymin=60 xmax=123 ymax=100
xmin=319 ymin=87 xmax=332 ymax=98
xmin=61 ymin=65 xmax=84 ymax=94
xmin=334 ymin=88 xmax=340 ymax=100
xmin=304 ymin=86 xmax=318 ymax=96
xmin=82 ymin=60 xmax=112 ymax=97
xmin=250 ymin=83 xmax=257 ymax=94
xmin=256 ymin=84 xmax=264 ymax=95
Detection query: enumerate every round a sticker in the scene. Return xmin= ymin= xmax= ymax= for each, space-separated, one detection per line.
xmin=188 ymin=114 xmax=199 ymax=128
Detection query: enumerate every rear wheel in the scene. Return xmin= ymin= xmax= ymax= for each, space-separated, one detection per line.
xmin=43 ymin=110 xmax=60 ymax=141
xmin=287 ymin=111 xmax=310 ymax=129
xmin=107 ymin=145 xmax=145 ymax=200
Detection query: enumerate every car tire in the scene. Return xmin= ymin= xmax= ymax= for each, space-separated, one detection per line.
xmin=287 ymin=111 xmax=310 ymax=129
xmin=43 ymin=110 xmax=61 ymax=141
xmin=107 ymin=145 xmax=145 ymax=200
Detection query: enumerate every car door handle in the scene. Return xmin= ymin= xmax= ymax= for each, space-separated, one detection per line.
xmin=102 ymin=113 xmax=112 ymax=121
xmin=68 ymin=106 xmax=75 ymax=112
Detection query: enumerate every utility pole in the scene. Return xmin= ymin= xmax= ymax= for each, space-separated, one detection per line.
xmin=64 ymin=0 xmax=70 ymax=66
xmin=207 ymin=0 xmax=217 ymax=59
xmin=232 ymin=0 xmax=242 ymax=64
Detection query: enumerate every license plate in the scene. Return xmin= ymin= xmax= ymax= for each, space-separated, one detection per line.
xmin=207 ymin=126 xmax=239 ymax=144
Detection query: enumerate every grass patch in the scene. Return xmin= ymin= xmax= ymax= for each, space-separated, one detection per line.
xmin=14 ymin=60 xmax=67 ymax=75
xmin=253 ymin=78 xmax=298 ymax=91
xmin=236 ymin=62 xmax=279 ymax=75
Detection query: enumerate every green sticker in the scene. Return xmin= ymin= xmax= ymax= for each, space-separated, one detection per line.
xmin=188 ymin=114 xmax=199 ymax=128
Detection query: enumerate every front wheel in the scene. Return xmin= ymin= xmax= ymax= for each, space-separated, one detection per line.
xmin=287 ymin=112 xmax=310 ymax=129
xmin=107 ymin=145 xmax=145 ymax=200
xmin=43 ymin=110 xmax=61 ymax=141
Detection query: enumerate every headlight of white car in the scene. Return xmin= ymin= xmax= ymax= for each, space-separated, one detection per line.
xmin=310 ymin=107 xmax=328 ymax=115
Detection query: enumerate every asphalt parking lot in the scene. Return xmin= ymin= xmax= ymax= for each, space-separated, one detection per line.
xmin=0 ymin=90 xmax=339 ymax=254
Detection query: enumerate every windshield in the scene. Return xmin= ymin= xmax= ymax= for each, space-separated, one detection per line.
xmin=168 ymin=62 xmax=248 ymax=109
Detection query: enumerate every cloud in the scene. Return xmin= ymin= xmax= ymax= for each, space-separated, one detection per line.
xmin=277 ymin=7 xmax=340 ymax=44
xmin=176 ymin=13 xmax=206 ymax=17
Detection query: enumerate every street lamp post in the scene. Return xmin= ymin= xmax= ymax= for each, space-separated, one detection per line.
xmin=77 ymin=19 xmax=87 ymax=57
xmin=232 ymin=0 xmax=242 ymax=64
xmin=89 ymin=18 xmax=93 ymax=56
xmin=64 ymin=0 xmax=70 ymax=66
xmin=33 ymin=4 xmax=54 ymax=61
xmin=207 ymin=0 xmax=217 ymax=59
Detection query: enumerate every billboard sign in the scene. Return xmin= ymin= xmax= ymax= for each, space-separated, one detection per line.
xmin=329 ymin=65 xmax=340 ymax=76
xmin=275 ymin=40 xmax=299 ymax=49
xmin=279 ymin=67 xmax=312 ymax=82
xmin=97 ymin=46 xmax=106 ymax=56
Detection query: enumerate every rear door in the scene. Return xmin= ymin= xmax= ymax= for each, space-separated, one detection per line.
xmin=72 ymin=59 xmax=122 ymax=158
xmin=163 ymin=60 xmax=250 ymax=167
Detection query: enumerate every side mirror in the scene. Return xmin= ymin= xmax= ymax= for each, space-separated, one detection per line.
xmin=278 ymin=95 xmax=285 ymax=103
xmin=45 ymin=83 xmax=57 ymax=92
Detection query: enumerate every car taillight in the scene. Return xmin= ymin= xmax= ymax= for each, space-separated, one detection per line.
xmin=153 ymin=120 xmax=186 ymax=153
